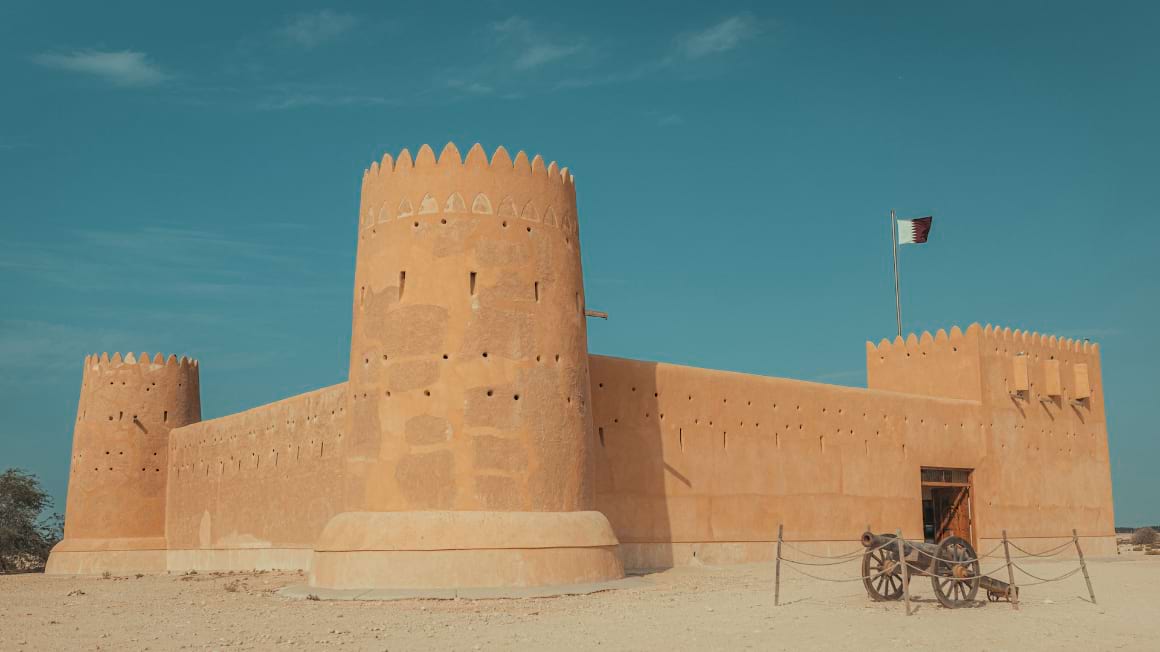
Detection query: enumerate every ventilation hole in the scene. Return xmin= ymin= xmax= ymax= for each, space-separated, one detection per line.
xmin=513 ymin=394 xmax=520 ymax=401
xmin=527 ymin=226 xmax=532 ymax=233
xmin=163 ymin=411 xmax=168 ymax=422
xmin=413 ymin=221 xmax=419 ymax=228
xmin=442 ymin=354 xmax=449 ymax=360
xmin=598 ymin=427 xmax=605 ymax=447
xmin=482 ymin=352 xmax=488 ymax=358
xmin=534 ymin=281 xmax=539 ymax=302
xmin=554 ymin=354 xmax=560 ymax=363
xmin=723 ymin=432 xmax=728 ymax=450
xmin=486 ymin=389 xmax=494 ymax=397
xmin=819 ymin=436 xmax=826 ymax=453
xmin=423 ymin=390 xmax=431 ymax=397
xmin=440 ymin=218 xmax=447 ymax=224
xmin=470 ymin=271 xmax=477 ymax=296
xmin=502 ymin=220 xmax=508 ymax=228
xmin=398 ymin=271 xmax=406 ymax=299
xmin=679 ymin=428 xmax=684 ymax=450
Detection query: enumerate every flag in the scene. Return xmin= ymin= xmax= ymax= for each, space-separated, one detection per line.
xmin=897 ymin=216 xmax=933 ymax=245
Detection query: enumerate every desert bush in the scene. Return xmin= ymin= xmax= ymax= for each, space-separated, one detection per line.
xmin=1132 ymin=527 xmax=1158 ymax=545
xmin=0 ymin=468 xmax=63 ymax=572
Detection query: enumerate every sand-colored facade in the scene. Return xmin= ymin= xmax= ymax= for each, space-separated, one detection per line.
xmin=47 ymin=144 xmax=1116 ymax=589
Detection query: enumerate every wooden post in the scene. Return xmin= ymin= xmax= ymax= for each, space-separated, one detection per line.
xmin=1002 ymin=529 xmax=1019 ymax=611
xmin=1073 ymin=528 xmax=1097 ymax=604
xmin=774 ymin=524 xmax=784 ymax=607
xmin=897 ymin=529 xmax=911 ymax=616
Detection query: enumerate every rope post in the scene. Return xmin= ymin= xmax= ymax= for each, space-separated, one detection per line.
xmin=774 ymin=523 xmax=784 ymax=607
xmin=1073 ymin=528 xmax=1097 ymax=604
xmin=1002 ymin=529 xmax=1019 ymax=611
xmin=896 ymin=529 xmax=911 ymax=616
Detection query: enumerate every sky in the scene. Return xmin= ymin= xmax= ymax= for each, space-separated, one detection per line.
xmin=1 ymin=1 xmax=1157 ymax=526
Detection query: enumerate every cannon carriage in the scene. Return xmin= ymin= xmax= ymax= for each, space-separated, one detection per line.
xmin=860 ymin=531 xmax=1017 ymax=608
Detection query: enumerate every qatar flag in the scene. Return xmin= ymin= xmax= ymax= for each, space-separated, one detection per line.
xmin=897 ymin=216 xmax=933 ymax=245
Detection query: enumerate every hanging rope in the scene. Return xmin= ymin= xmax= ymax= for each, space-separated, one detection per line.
xmin=780 ymin=560 xmax=895 ymax=583
xmin=1012 ymin=563 xmax=1083 ymax=585
xmin=779 ymin=536 xmax=897 ymax=562
xmin=1007 ymin=540 xmax=1073 ymax=559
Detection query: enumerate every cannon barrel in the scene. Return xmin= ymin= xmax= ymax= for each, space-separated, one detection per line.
xmin=860 ymin=531 xmax=940 ymax=559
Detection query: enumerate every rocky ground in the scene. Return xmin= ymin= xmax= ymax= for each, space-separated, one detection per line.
xmin=2 ymin=550 xmax=1157 ymax=650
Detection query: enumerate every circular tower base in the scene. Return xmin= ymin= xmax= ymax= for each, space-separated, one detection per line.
xmin=307 ymin=511 xmax=624 ymax=590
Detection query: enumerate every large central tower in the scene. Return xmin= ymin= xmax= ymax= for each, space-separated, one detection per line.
xmin=310 ymin=143 xmax=623 ymax=590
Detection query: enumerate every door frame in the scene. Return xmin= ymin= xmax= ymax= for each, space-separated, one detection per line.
xmin=920 ymin=467 xmax=975 ymax=547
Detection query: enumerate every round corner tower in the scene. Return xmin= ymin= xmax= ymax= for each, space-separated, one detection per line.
xmin=312 ymin=143 xmax=622 ymax=590
xmin=47 ymin=352 xmax=201 ymax=574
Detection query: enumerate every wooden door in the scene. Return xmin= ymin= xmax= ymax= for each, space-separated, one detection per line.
xmin=934 ymin=487 xmax=972 ymax=542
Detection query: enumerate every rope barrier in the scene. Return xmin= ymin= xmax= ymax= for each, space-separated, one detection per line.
xmin=1007 ymin=540 xmax=1073 ymax=558
xmin=1012 ymin=563 xmax=1084 ymax=585
xmin=779 ymin=536 xmax=897 ymax=563
xmin=777 ymin=540 xmax=867 ymax=560
xmin=780 ymin=560 xmax=895 ymax=583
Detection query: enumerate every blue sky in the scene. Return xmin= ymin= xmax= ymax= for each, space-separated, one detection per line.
xmin=1 ymin=1 xmax=1156 ymax=525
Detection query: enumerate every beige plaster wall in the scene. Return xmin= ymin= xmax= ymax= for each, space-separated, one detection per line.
xmin=589 ymin=326 xmax=1116 ymax=567
xmin=164 ymin=383 xmax=347 ymax=558
xmin=62 ymin=353 xmax=200 ymax=542
xmin=344 ymin=144 xmax=595 ymax=515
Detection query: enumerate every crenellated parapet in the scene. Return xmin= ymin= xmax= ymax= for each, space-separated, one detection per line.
xmin=357 ymin=143 xmax=578 ymax=242
xmin=866 ymin=323 xmax=1103 ymax=409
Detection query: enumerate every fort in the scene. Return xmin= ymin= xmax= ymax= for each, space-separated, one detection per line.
xmin=46 ymin=143 xmax=1116 ymax=591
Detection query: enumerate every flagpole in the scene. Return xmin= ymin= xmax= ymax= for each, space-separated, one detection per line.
xmin=890 ymin=209 xmax=902 ymax=338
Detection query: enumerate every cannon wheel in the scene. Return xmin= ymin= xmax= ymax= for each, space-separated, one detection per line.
xmin=862 ymin=536 xmax=905 ymax=601
xmin=930 ymin=536 xmax=980 ymax=608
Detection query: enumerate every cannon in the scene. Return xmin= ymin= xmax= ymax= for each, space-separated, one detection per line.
xmin=860 ymin=531 xmax=1018 ymax=608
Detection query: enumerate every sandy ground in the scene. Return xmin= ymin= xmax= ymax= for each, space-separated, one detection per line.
xmin=3 ymin=550 xmax=1157 ymax=651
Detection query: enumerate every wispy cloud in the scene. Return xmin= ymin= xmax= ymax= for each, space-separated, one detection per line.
xmin=490 ymin=16 xmax=586 ymax=71
xmin=556 ymin=15 xmax=764 ymax=91
xmin=32 ymin=50 xmax=169 ymax=87
xmin=515 ymin=43 xmax=584 ymax=70
xmin=0 ymin=225 xmax=330 ymax=294
xmin=676 ymin=14 xmax=761 ymax=59
xmin=256 ymin=92 xmax=397 ymax=111
xmin=445 ymin=79 xmax=494 ymax=95
xmin=279 ymin=10 xmax=357 ymax=48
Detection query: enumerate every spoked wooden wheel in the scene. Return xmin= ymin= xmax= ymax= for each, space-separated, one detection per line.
xmin=931 ymin=536 xmax=980 ymax=608
xmin=862 ymin=538 xmax=905 ymax=601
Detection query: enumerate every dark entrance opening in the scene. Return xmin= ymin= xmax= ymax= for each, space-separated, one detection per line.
xmin=921 ymin=467 xmax=974 ymax=544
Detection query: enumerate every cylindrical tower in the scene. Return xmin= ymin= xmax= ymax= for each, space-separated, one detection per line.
xmin=46 ymin=352 xmax=200 ymax=574
xmin=311 ymin=143 xmax=622 ymax=590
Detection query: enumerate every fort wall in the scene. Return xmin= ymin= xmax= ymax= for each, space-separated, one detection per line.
xmin=591 ymin=331 xmax=1116 ymax=568
xmin=163 ymin=383 xmax=347 ymax=571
